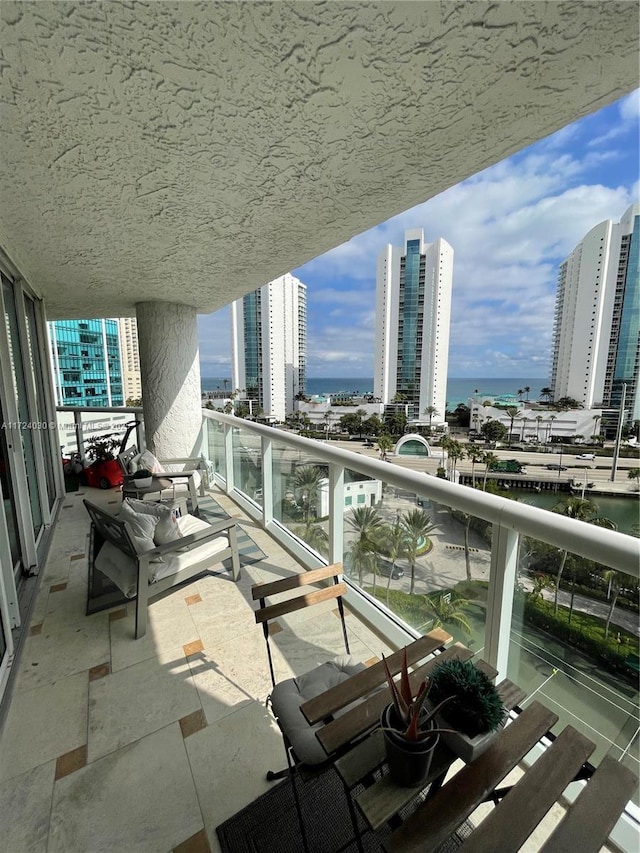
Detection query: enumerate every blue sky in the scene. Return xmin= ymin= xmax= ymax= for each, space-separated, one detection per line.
xmin=198 ymin=89 xmax=639 ymax=380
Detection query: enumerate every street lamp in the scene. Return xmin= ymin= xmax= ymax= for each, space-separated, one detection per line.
xmin=558 ymin=443 xmax=563 ymax=480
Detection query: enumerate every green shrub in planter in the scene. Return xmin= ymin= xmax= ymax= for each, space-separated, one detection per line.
xmin=428 ymin=658 xmax=504 ymax=738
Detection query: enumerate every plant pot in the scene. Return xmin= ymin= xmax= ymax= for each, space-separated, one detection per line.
xmin=381 ymin=703 xmax=439 ymax=788
xmin=437 ymin=709 xmax=508 ymax=763
xmin=132 ymin=476 xmax=152 ymax=489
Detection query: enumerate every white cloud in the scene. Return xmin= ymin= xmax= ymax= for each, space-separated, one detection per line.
xmin=199 ymin=94 xmax=638 ymax=381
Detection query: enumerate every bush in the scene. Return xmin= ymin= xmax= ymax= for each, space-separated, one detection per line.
xmin=520 ymin=597 xmax=638 ymax=684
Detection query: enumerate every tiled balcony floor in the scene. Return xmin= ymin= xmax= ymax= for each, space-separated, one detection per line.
xmin=0 ymin=486 xmax=395 ymax=853
xmin=0 ymin=485 xmax=623 ymax=853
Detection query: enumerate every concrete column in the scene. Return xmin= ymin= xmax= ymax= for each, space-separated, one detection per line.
xmin=136 ymin=301 xmax=201 ymax=458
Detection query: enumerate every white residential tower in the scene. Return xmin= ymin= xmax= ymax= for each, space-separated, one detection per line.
xmin=231 ymin=273 xmax=307 ymax=421
xmin=374 ymin=228 xmax=453 ymax=422
xmin=551 ymin=203 xmax=639 ymax=425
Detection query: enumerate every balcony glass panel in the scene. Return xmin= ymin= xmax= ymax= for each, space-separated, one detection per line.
xmin=270 ymin=439 xmax=329 ymax=558
xmin=232 ymin=424 xmax=263 ymax=507
xmin=206 ymin=416 xmax=226 ymax=483
xmin=341 ymin=468 xmax=488 ymax=653
xmin=510 ymin=539 xmax=639 ymax=802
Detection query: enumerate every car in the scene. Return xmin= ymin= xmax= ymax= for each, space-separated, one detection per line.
xmin=545 ymin=463 xmax=568 ymax=471
xmin=575 ymin=453 xmax=596 ymax=461
xmin=378 ymin=560 xmax=404 ymax=580
xmin=362 ymin=441 xmax=374 ymax=448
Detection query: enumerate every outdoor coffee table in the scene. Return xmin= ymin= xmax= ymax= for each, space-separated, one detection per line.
xmin=122 ymin=471 xmax=200 ymax=514
xmin=301 ymin=637 xmax=636 ymax=853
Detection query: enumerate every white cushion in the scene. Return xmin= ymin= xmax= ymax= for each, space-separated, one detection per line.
xmin=269 ymin=657 xmax=366 ymax=765
xmin=139 ymin=449 xmax=163 ymax=474
xmin=122 ymin=498 xmax=182 ymax=546
xmin=128 ymin=453 xmax=142 ymax=474
xmin=94 ymin=512 xmax=231 ymax=598
xmin=95 ymin=542 xmax=137 ymax=598
xmin=119 ymin=500 xmax=157 ymax=554
xmin=154 ymin=511 xmax=182 ymax=545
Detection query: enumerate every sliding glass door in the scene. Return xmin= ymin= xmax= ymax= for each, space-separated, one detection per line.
xmin=2 ymin=274 xmax=44 ymax=542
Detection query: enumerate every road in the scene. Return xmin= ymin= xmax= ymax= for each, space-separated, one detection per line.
xmin=519 ymin=578 xmax=639 ymax=636
xmin=327 ymin=438 xmax=639 ymax=495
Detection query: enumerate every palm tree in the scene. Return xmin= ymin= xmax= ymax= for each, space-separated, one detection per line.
xmin=535 ymin=414 xmax=544 ymax=442
xmin=517 ymin=388 xmax=524 ymax=401
xmin=323 ymin=408 xmax=334 ymax=438
xmin=504 ymin=406 xmax=519 ymax=448
xmin=551 ymin=497 xmax=616 ymax=615
xmin=293 ymin=465 xmax=324 ymax=524
xmin=540 ymin=387 xmax=553 ymax=403
xmin=345 ymin=506 xmax=383 ymax=586
xmin=347 ymin=539 xmax=377 ymax=589
xmin=423 ymin=405 xmax=439 ymax=431
xmin=422 ymin=593 xmax=472 ymax=635
xmin=602 ymin=569 xmax=622 ymax=640
xmin=293 ymin=521 xmax=328 ymax=557
xmin=520 ymin=416 xmax=528 ymax=441
xmin=401 ymin=509 xmax=438 ymax=595
xmin=468 ymin=447 xmax=485 ymax=487
xmin=482 ymin=452 xmax=499 ymax=488
xmin=446 ymin=439 xmax=465 ymax=479
xmin=377 ymin=434 xmax=394 ymax=460
xmin=547 ymin=414 xmax=557 ymax=444
xmin=355 ymin=408 xmax=367 ymax=438
xmin=523 ymin=386 xmax=531 ymax=402
xmin=380 ymin=515 xmax=409 ymax=607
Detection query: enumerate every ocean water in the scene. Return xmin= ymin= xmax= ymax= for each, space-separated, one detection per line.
xmin=201 ymin=376 xmax=547 ymax=408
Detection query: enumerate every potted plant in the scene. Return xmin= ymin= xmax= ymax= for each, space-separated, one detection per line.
xmin=130 ymin=467 xmax=153 ymax=489
xmin=380 ymin=649 xmax=454 ymax=787
xmin=428 ymin=658 xmax=505 ymax=762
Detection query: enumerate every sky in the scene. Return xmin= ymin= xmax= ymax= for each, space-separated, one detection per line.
xmin=198 ymin=89 xmax=639 ymax=381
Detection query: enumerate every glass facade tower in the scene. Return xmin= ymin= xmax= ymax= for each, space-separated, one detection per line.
xmin=48 ymin=318 xmax=124 ymax=407
xmin=374 ymin=229 xmax=453 ymax=423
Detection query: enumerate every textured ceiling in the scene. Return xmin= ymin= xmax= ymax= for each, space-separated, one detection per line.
xmin=0 ymin=1 xmax=637 ymax=319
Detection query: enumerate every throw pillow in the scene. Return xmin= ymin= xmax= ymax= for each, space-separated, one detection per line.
xmin=119 ymin=500 xmax=158 ymax=554
xmin=123 ymin=497 xmax=166 ymax=518
xmin=128 ymin=453 xmax=142 ymax=474
xmin=138 ymin=449 xmax=163 ymax=474
xmin=154 ymin=509 xmax=183 ymax=546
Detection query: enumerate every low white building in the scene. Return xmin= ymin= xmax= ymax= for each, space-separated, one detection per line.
xmin=470 ymin=403 xmax=604 ymax=443
xmin=316 ymin=477 xmax=382 ymax=516
xmin=297 ymin=399 xmax=385 ymax=431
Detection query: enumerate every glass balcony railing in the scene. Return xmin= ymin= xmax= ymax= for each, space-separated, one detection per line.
xmin=202 ymin=409 xmax=640 ymax=833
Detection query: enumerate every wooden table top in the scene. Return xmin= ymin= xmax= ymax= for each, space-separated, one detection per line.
xmin=301 ymin=634 xmax=636 ymax=853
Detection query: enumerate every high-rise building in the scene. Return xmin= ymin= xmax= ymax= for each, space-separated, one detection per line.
xmin=551 ymin=203 xmax=639 ymax=425
xmin=374 ymin=228 xmax=453 ymax=422
xmin=48 ymin=318 xmax=124 ymax=407
xmin=231 ymin=273 xmax=307 ymax=421
xmin=118 ymin=317 xmax=142 ymax=403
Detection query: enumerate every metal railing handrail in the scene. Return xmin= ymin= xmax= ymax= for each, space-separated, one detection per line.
xmin=203 ymin=410 xmax=639 ymax=578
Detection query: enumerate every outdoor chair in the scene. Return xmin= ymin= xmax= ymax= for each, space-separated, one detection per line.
xmin=252 ymin=564 xmax=366 ymax=850
xmin=118 ymin=445 xmax=207 ymax=512
xmin=85 ymin=497 xmax=240 ymax=638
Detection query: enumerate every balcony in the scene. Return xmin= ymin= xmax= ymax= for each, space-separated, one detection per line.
xmin=2 ymin=409 xmax=636 ymax=851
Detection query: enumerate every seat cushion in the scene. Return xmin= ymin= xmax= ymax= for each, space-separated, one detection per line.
xmin=269 ymin=656 xmax=367 ymax=766
xmin=94 ymin=513 xmax=231 ymax=597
